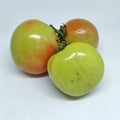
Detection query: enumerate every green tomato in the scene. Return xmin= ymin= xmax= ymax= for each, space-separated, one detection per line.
xmin=11 ymin=19 xmax=58 ymax=75
xmin=47 ymin=42 xmax=104 ymax=97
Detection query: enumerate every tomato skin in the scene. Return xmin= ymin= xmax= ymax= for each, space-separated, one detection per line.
xmin=11 ymin=19 xmax=58 ymax=75
xmin=65 ymin=19 xmax=99 ymax=48
xmin=47 ymin=42 xmax=104 ymax=97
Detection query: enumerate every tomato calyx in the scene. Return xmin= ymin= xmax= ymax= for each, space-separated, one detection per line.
xmin=50 ymin=24 xmax=67 ymax=52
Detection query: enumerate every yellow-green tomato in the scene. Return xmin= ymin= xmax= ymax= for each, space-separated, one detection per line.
xmin=11 ymin=19 xmax=58 ymax=75
xmin=47 ymin=42 xmax=104 ymax=97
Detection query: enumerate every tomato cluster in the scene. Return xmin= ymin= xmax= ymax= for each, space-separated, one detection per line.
xmin=10 ymin=18 xmax=104 ymax=97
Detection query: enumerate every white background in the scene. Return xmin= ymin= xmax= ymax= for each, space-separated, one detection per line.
xmin=0 ymin=0 xmax=120 ymax=120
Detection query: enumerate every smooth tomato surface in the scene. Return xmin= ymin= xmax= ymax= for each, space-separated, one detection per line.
xmin=47 ymin=42 xmax=104 ymax=97
xmin=65 ymin=19 xmax=99 ymax=48
xmin=11 ymin=19 xmax=58 ymax=75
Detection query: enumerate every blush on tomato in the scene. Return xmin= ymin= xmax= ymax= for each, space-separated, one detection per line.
xmin=11 ymin=19 xmax=58 ymax=75
xmin=65 ymin=18 xmax=99 ymax=48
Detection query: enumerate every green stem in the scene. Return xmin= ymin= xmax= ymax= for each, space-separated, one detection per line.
xmin=50 ymin=24 xmax=67 ymax=52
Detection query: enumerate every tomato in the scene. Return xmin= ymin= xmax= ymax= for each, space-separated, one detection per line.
xmin=47 ymin=42 xmax=104 ymax=97
xmin=11 ymin=19 xmax=58 ymax=75
xmin=65 ymin=18 xmax=99 ymax=48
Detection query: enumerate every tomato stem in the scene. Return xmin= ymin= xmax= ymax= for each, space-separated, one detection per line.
xmin=50 ymin=24 xmax=67 ymax=52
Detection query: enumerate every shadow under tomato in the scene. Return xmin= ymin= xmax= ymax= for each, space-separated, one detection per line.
xmin=21 ymin=70 xmax=48 ymax=78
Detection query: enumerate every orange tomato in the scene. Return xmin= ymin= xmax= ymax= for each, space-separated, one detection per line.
xmin=65 ymin=18 xmax=99 ymax=48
